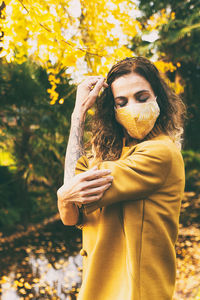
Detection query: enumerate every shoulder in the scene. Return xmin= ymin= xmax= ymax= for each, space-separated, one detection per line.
xmin=130 ymin=135 xmax=182 ymax=166
xmin=136 ymin=135 xmax=180 ymax=154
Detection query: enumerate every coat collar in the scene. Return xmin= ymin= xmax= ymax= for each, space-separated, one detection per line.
xmin=120 ymin=133 xmax=170 ymax=159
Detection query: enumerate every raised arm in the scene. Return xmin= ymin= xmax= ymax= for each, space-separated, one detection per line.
xmin=58 ymin=108 xmax=85 ymax=226
xmin=57 ymin=76 xmax=112 ymax=225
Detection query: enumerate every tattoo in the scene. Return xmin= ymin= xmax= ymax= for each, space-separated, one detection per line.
xmin=64 ymin=112 xmax=85 ymax=184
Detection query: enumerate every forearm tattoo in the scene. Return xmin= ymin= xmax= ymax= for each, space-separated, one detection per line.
xmin=64 ymin=113 xmax=85 ymax=184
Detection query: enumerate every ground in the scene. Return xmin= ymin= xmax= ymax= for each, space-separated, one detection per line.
xmin=0 ymin=191 xmax=199 ymax=299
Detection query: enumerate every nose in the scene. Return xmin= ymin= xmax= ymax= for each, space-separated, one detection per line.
xmin=127 ymin=97 xmax=137 ymax=105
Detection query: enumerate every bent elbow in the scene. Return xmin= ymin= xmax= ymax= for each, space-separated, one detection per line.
xmin=59 ymin=213 xmax=78 ymax=226
xmin=62 ymin=219 xmax=78 ymax=226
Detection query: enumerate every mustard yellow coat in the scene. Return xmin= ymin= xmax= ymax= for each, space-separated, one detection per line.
xmin=75 ymin=134 xmax=185 ymax=300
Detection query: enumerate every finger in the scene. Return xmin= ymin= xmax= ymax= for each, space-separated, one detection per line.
xmin=66 ymin=195 xmax=97 ymax=205
xmin=90 ymin=78 xmax=106 ymax=97
xmin=84 ymin=192 xmax=104 ymax=203
xmin=82 ymin=167 xmax=111 ymax=177
xmin=73 ymin=194 xmax=103 ymax=205
xmin=82 ymin=177 xmax=113 ymax=189
xmin=81 ymin=183 xmax=112 ymax=196
xmin=81 ymin=169 xmax=112 ymax=181
xmin=85 ymin=77 xmax=104 ymax=89
xmin=103 ymin=82 xmax=109 ymax=88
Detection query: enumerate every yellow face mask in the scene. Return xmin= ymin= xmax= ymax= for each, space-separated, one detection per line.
xmin=114 ymin=99 xmax=160 ymax=140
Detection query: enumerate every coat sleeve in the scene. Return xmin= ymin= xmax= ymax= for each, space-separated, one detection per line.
xmin=75 ymin=141 xmax=173 ymax=215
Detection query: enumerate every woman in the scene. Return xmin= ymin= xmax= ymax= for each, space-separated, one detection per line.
xmin=57 ymin=57 xmax=185 ymax=300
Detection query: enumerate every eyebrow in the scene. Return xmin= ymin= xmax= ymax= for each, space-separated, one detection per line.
xmin=114 ymin=89 xmax=150 ymax=101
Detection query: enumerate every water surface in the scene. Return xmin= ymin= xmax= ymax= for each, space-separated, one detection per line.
xmin=0 ymin=221 xmax=82 ymax=299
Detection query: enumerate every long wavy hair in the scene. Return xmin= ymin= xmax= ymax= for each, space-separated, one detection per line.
xmin=86 ymin=56 xmax=186 ymax=162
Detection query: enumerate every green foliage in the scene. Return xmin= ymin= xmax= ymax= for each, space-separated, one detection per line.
xmin=0 ymin=166 xmax=23 ymax=227
xmin=135 ymin=0 xmax=200 ymax=150
xmin=0 ymin=60 xmax=77 ymax=230
xmin=182 ymin=150 xmax=200 ymax=192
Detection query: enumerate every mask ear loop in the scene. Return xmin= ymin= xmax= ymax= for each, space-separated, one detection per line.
xmin=122 ymin=136 xmax=126 ymax=148
xmin=114 ymin=105 xmax=126 ymax=148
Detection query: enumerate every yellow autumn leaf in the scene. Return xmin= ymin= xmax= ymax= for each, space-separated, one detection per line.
xmin=24 ymin=282 xmax=32 ymax=289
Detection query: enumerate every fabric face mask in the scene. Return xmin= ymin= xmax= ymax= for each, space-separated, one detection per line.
xmin=114 ymin=99 xmax=160 ymax=140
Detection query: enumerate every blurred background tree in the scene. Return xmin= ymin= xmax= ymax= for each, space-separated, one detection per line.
xmin=133 ymin=0 xmax=200 ymax=150
xmin=0 ymin=60 xmax=77 ymax=230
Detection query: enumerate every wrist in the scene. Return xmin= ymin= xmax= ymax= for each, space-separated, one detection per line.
xmin=72 ymin=106 xmax=87 ymax=121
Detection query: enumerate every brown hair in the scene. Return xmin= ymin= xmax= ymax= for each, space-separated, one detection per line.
xmin=86 ymin=56 xmax=186 ymax=162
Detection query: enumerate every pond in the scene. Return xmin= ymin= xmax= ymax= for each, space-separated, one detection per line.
xmin=0 ymin=221 xmax=82 ymax=300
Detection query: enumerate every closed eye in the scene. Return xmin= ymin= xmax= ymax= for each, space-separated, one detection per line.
xmin=135 ymin=90 xmax=151 ymax=102
xmin=114 ymin=97 xmax=127 ymax=108
xmin=118 ymin=102 xmax=127 ymax=107
xmin=136 ymin=96 xmax=149 ymax=102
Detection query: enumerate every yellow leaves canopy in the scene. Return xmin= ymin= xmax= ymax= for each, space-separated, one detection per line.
xmin=2 ymin=0 xmax=139 ymax=67
xmin=0 ymin=0 xmax=181 ymax=103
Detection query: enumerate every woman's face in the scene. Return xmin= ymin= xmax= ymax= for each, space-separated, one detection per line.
xmin=111 ymin=72 xmax=156 ymax=109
